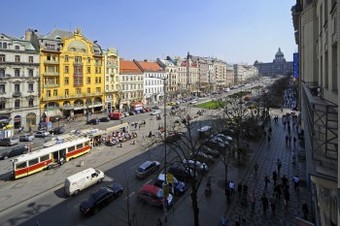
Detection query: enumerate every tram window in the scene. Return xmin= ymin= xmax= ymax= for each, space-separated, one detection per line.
xmin=68 ymin=146 xmax=75 ymax=152
xmin=85 ymin=141 xmax=89 ymax=146
xmin=29 ymin=158 xmax=39 ymax=166
xmin=40 ymin=155 xmax=49 ymax=162
xmin=16 ymin=162 xmax=27 ymax=169
xmin=76 ymin=143 xmax=83 ymax=149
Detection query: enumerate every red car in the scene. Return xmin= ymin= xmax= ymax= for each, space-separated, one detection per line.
xmin=138 ymin=184 xmax=173 ymax=208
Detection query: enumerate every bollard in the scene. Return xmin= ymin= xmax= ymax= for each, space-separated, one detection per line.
xmin=132 ymin=140 xmax=135 ymax=145
xmin=119 ymin=143 xmax=123 ymax=148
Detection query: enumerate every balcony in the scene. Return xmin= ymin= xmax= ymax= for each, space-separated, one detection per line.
xmin=74 ymin=82 xmax=83 ymax=87
xmin=44 ymin=60 xmax=59 ymax=64
xmin=44 ymin=84 xmax=60 ymax=88
xmin=73 ymin=62 xmax=83 ymax=66
xmin=13 ymin=92 xmax=22 ymax=97
xmin=44 ymin=72 xmax=59 ymax=76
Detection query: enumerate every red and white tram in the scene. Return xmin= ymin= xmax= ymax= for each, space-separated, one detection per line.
xmin=12 ymin=137 xmax=92 ymax=179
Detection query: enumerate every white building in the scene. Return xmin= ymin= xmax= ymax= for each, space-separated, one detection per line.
xmin=0 ymin=32 xmax=40 ymax=133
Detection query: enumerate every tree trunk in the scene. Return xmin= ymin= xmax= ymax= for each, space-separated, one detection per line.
xmin=224 ymin=162 xmax=228 ymax=203
xmin=191 ymin=188 xmax=200 ymax=226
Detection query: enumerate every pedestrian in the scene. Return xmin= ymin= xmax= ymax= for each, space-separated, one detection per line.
xmin=293 ymin=136 xmax=297 ymax=147
xmin=267 ymin=135 xmax=271 ymax=143
xmin=264 ymin=175 xmax=270 ymax=190
xmin=277 ymin=159 xmax=282 ymax=174
xmin=243 ymin=183 xmax=248 ymax=195
xmin=225 ymin=187 xmax=231 ymax=203
xmin=272 ymin=170 xmax=277 ymax=186
xmin=229 ymin=181 xmax=235 ymax=195
xmin=250 ymin=192 xmax=256 ymax=212
xmin=157 ymin=218 xmax=162 ymax=226
xmin=270 ymin=194 xmax=276 ymax=215
xmin=274 ymin=184 xmax=282 ymax=200
xmin=282 ymin=175 xmax=288 ymax=188
xmin=302 ymin=202 xmax=309 ymax=220
xmin=293 ymin=175 xmax=300 ymax=191
xmin=268 ymin=126 xmax=272 ymax=134
xmin=285 ymin=135 xmax=289 ymax=145
xmin=261 ymin=193 xmax=269 ymax=214
xmin=254 ymin=162 xmax=259 ymax=177
xmin=284 ymin=188 xmax=290 ymax=208
xmin=237 ymin=182 xmax=243 ymax=196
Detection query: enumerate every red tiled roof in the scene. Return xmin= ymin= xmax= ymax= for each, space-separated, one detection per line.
xmin=120 ymin=59 xmax=143 ymax=74
xmin=136 ymin=61 xmax=164 ymax=72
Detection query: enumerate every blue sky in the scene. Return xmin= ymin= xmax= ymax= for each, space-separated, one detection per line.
xmin=1 ymin=0 xmax=296 ymax=64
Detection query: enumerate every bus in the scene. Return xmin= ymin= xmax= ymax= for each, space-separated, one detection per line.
xmin=12 ymin=137 xmax=92 ymax=179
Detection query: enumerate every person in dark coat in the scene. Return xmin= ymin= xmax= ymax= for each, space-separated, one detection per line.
xmin=261 ymin=193 xmax=269 ymax=214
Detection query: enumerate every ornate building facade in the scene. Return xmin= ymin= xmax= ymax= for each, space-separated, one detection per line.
xmin=0 ymin=32 xmax=40 ymax=132
xmin=103 ymin=48 xmax=119 ymax=113
xmin=27 ymin=28 xmax=105 ymax=122
xmin=254 ymin=48 xmax=293 ymax=76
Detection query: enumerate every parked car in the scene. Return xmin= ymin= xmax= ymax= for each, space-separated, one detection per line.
xmin=79 ymin=187 xmax=115 ymax=216
xmin=108 ymin=112 xmax=124 ymax=120
xmin=200 ymin=145 xmax=220 ymax=158
xmin=108 ymin=183 xmax=124 ymax=197
xmin=189 ymin=152 xmax=214 ymax=164
xmin=86 ymin=118 xmax=100 ymax=125
xmin=144 ymin=107 xmax=152 ymax=112
xmin=34 ymin=130 xmax=50 ymax=138
xmin=0 ymin=137 xmax=19 ymax=146
xmin=150 ymin=110 xmax=161 ymax=116
xmin=152 ymin=106 xmax=160 ymax=109
xmin=122 ymin=112 xmax=130 ymax=117
xmin=0 ymin=145 xmax=28 ymax=160
xmin=128 ymin=111 xmax=136 ymax=116
xmin=135 ymin=160 xmax=160 ymax=179
xmin=138 ymin=184 xmax=173 ymax=208
xmin=50 ymin=126 xmax=65 ymax=135
xmin=182 ymin=159 xmax=208 ymax=174
xmin=168 ymin=165 xmax=195 ymax=182
xmin=99 ymin=116 xmax=110 ymax=122
xmin=19 ymin=134 xmax=35 ymax=142
xmin=154 ymin=173 xmax=186 ymax=195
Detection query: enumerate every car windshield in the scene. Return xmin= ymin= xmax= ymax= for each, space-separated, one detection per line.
xmin=137 ymin=167 xmax=145 ymax=173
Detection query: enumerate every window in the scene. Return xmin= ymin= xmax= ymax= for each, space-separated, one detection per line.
xmin=75 ymin=56 xmax=82 ymax=63
xmin=28 ymin=83 xmax=34 ymax=92
xmin=87 ymin=77 xmax=91 ymax=84
xmin=76 ymin=88 xmax=81 ymax=94
xmin=65 ymin=89 xmax=69 ymax=97
xmin=28 ymin=98 xmax=34 ymax=107
xmin=28 ymin=56 xmax=33 ymax=63
xmin=0 ymin=55 xmax=5 ymax=62
xmin=40 ymin=155 xmax=49 ymax=162
xmin=2 ymin=43 xmax=7 ymax=49
xmin=96 ymin=87 xmax=101 ymax=93
xmin=64 ymin=77 xmax=69 ymax=85
xmin=53 ymin=89 xmax=58 ymax=96
xmin=15 ymin=55 xmax=20 ymax=62
xmin=0 ymin=69 xmax=5 ymax=77
xmin=76 ymin=143 xmax=83 ymax=149
xmin=87 ymin=67 xmax=91 ymax=74
xmin=64 ymin=66 xmax=69 ymax=74
xmin=46 ymin=90 xmax=51 ymax=97
xmin=14 ymin=69 xmax=20 ymax=77
xmin=64 ymin=55 xmax=69 ymax=62
xmin=46 ymin=44 xmax=55 ymax=50
xmin=16 ymin=162 xmax=27 ymax=170
xmin=68 ymin=146 xmax=75 ymax=152
xmin=87 ymin=88 xmax=91 ymax=93
xmin=15 ymin=45 xmax=20 ymax=50
xmin=14 ymin=84 xmax=20 ymax=92
xmin=15 ymin=99 xmax=20 ymax=109
xmin=28 ymin=69 xmax=33 ymax=77
xmin=87 ymin=57 xmax=91 ymax=63
xmin=29 ymin=158 xmax=39 ymax=166
xmin=74 ymin=66 xmax=82 ymax=75
xmin=0 ymin=85 xmax=5 ymax=93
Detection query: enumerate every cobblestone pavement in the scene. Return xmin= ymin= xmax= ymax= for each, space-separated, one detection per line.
xmin=224 ymin=108 xmax=311 ymax=226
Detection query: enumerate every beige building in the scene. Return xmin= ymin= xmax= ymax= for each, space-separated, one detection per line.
xmin=292 ymin=0 xmax=339 ymax=225
xmin=103 ymin=48 xmax=119 ymax=113
xmin=157 ymin=57 xmax=179 ymax=100
xmin=233 ymin=64 xmax=259 ymax=84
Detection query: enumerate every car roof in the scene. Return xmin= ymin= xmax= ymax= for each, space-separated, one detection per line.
xmin=140 ymin=184 xmax=160 ymax=194
xmin=139 ymin=161 xmax=155 ymax=169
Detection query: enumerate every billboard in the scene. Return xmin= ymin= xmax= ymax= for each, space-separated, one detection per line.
xmin=293 ymin=52 xmax=299 ymax=78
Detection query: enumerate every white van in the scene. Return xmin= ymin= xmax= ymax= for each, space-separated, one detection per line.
xmin=64 ymin=168 xmax=105 ymax=196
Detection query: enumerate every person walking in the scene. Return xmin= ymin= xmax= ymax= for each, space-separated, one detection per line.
xmin=237 ymin=182 xmax=243 ymax=197
xmin=282 ymin=175 xmax=289 ymax=189
xmin=267 ymin=135 xmax=271 ymax=143
xmin=264 ymin=175 xmax=270 ymax=190
xmin=272 ymin=170 xmax=278 ymax=186
xmin=293 ymin=175 xmax=300 ymax=191
xmin=261 ymin=193 xmax=269 ymax=214
xmin=284 ymin=188 xmax=290 ymax=208
xmin=302 ymin=202 xmax=309 ymax=220
xmin=277 ymin=159 xmax=282 ymax=174
xmin=250 ymin=192 xmax=256 ymax=212
xmin=270 ymin=194 xmax=277 ymax=215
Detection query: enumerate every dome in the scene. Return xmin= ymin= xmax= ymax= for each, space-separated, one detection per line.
xmin=275 ymin=48 xmax=284 ymax=58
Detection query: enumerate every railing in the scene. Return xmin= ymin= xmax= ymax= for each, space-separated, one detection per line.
xmin=44 ymin=60 xmax=59 ymax=64
xmin=44 ymin=72 xmax=59 ymax=76
xmin=13 ymin=92 xmax=21 ymax=97
xmin=44 ymin=84 xmax=60 ymax=88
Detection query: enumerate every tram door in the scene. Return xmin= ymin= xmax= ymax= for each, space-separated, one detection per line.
xmin=52 ymin=151 xmax=59 ymax=163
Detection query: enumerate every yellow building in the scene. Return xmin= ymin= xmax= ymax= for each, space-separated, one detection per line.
xmin=28 ymin=28 xmax=105 ymax=122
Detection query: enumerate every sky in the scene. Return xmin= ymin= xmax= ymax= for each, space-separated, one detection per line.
xmin=1 ymin=0 xmax=297 ymax=64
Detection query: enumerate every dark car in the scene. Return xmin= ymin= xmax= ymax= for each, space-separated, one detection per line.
xmin=0 ymin=145 xmax=28 ymax=160
xmin=19 ymin=134 xmax=35 ymax=142
xmin=99 ymin=117 xmax=110 ymax=122
xmin=50 ymin=127 xmax=65 ymax=135
xmin=168 ymin=165 xmax=195 ymax=182
xmin=86 ymin=118 xmax=100 ymax=125
xmin=79 ymin=187 xmax=115 ymax=216
xmin=135 ymin=160 xmax=160 ymax=179
xmin=0 ymin=137 xmax=19 ymax=146
xmin=128 ymin=111 xmax=136 ymax=115
xmin=34 ymin=130 xmax=50 ymax=138
xmin=154 ymin=173 xmax=186 ymax=195
xmin=108 ymin=183 xmax=124 ymax=197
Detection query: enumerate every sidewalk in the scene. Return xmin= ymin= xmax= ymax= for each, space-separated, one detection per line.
xmin=164 ymin=108 xmax=310 ymax=226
